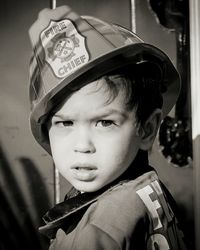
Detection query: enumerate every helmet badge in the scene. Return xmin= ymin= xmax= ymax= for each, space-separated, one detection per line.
xmin=40 ymin=19 xmax=89 ymax=78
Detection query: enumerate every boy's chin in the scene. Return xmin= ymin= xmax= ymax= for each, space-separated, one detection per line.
xmin=73 ymin=182 xmax=104 ymax=193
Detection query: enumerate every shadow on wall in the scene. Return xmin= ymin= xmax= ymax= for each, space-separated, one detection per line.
xmin=0 ymin=143 xmax=50 ymax=250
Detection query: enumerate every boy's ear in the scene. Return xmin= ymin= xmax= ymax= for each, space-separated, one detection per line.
xmin=138 ymin=109 xmax=162 ymax=151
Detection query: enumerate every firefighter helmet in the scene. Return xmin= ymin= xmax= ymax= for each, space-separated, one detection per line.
xmin=29 ymin=5 xmax=180 ymax=153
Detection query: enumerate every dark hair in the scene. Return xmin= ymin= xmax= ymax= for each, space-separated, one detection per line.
xmin=101 ymin=62 xmax=164 ymax=126
xmin=42 ymin=62 xmax=164 ymax=148
xmin=44 ymin=61 xmax=164 ymax=136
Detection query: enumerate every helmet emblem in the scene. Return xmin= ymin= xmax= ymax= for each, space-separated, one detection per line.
xmin=40 ymin=19 xmax=89 ymax=78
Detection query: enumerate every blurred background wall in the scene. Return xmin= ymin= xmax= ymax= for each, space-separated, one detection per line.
xmin=0 ymin=0 xmax=194 ymax=249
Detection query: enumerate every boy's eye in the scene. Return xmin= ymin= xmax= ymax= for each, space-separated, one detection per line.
xmin=96 ymin=120 xmax=115 ymax=127
xmin=55 ymin=120 xmax=74 ymax=127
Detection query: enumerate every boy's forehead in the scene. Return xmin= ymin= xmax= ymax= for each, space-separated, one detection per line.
xmin=75 ymin=78 xmax=108 ymax=94
xmin=54 ymin=78 xmax=128 ymax=115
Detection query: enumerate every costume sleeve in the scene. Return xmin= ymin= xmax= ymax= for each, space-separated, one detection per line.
xmin=49 ymin=226 xmax=122 ymax=250
xmin=76 ymin=224 xmax=122 ymax=250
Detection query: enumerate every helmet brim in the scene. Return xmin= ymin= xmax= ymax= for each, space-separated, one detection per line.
xmin=30 ymin=43 xmax=180 ymax=153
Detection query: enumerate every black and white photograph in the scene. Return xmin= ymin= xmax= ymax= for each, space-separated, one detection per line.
xmin=0 ymin=0 xmax=198 ymax=249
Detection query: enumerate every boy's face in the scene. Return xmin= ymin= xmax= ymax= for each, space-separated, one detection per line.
xmin=48 ymin=79 xmax=141 ymax=192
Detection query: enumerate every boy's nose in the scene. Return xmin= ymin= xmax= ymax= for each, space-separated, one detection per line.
xmin=73 ymin=128 xmax=96 ymax=154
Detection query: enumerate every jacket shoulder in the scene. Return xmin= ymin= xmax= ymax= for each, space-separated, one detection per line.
xmin=86 ymin=171 xmax=158 ymax=243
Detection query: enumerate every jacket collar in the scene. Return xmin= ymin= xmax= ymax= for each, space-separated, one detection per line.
xmin=39 ymin=150 xmax=153 ymax=238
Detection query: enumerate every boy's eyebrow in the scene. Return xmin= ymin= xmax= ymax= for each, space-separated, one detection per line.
xmin=92 ymin=109 xmax=129 ymax=119
xmin=52 ymin=109 xmax=129 ymax=119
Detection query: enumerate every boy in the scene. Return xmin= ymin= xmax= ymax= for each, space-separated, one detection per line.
xmin=29 ymin=5 xmax=187 ymax=250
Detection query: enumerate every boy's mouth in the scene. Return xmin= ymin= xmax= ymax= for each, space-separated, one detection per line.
xmin=73 ymin=166 xmax=96 ymax=171
xmin=71 ymin=163 xmax=97 ymax=170
xmin=71 ymin=164 xmax=97 ymax=181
